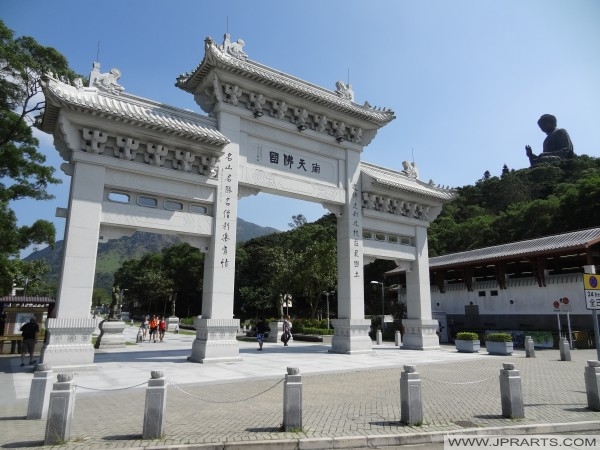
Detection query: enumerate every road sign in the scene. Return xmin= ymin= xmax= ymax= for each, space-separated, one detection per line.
xmin=553 ymin=297 xmax=572 ymax=312
xmin=584 ymin=274 xmax=600 ymax=310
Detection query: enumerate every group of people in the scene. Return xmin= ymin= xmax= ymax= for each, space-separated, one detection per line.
xmin=255 ymin=315 xmax=292 ymax=351
xmin=140 ymin=315 xmax=167 ymax=342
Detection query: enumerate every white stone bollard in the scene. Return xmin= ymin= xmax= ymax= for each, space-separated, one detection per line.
xmin=376 ymin=329 xmax=382 ymax=345
xmin=499 ymin=363 xmax=524 ymax=418
xmin=283 ymin=367 xmax=302 ymax=431
xmin=395 ymin=330 xmax=401 ymax=346
xmin=400 ymin=365 xmax=422 ymax=425
xmin=559 ymin=337 xmax=571 ymax=361
xmin=143 ymin=370 xmax=167 ymax=439
xmin=584 ymin=360 xmax=600 ymax=411
xmin=524 ymin=336 xmax=536 ymax=358
xmin=44 ymin=373 xmax=76 ymax=445
xmin=27 ymin=363 xmax=53 ymax=419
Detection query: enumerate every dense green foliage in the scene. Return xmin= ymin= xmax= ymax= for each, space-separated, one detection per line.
xmin=485 ymin=332 xmax=513 ymax=343
xmin=429 ymin=156 xmax=600 ymax=256
xmin=456 ymin=332 xmax=479 ymax=341
xmin=0 ymin=20 xmax=81 ymax=294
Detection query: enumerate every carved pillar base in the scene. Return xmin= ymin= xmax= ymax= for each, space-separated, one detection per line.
xmin=94 ymin=319 xmax=127 ymax=349
xmin=267 ymin=321 xmax=283 ymax=343
xmin=188 ymin=318 xmax=242 ymax=364
xmin=329 ymin=319 xmax=374 ymax=355
xmin=41 ymin=318 xmax=97 ymax=369
xmin=401 ymin=319 xmax=440 ymax=350
xmin=166 ymin=316 xmax=179 ymax=332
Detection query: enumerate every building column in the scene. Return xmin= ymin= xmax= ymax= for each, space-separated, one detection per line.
xmin=331 ymin=150 xmax=372 ymax=354
xmin=189 ymin=110 xmax=241 ymax=363
xmin=42 ymin=162 xmax=103 ymax=368
xmin=402 ymin=225 xmax=439 ymax=350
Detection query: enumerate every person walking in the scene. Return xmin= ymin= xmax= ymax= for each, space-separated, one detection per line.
xmin=149 ymin=315 xmax=158 ymax=343
xmin=158 ymin=317 xmax=166 ymax=342
xmin=20 ymin=317 xmax=39 ymax=366
xmin=141 ymin=316 xmax=149 ymax=341
xmin=256 ymin=317 xmax=269 ymax=351
xmin=281 ymin=315 xmax=292 ymax=346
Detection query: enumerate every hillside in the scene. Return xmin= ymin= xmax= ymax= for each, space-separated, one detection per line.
xmin=26 ymin=218 xmax=280 ymax=293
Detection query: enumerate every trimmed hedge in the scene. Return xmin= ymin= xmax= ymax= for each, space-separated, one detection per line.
xmin=456 ymin=331 xmax=479 ymax=341
xmin=486 ymin=332 xmax=513 ymax=342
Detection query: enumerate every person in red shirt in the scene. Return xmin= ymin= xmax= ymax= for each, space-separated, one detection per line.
xmin=149 ymin=316 xmax=158 ymax=343
xmin=158 ymin=317 xmax=166 ymax=342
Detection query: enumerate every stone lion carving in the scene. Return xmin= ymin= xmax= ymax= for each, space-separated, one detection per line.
xmin=89 ymin=62 xmax=124 ymax=95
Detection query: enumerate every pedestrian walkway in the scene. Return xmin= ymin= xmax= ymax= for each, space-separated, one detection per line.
xmin=1 ymin=325 xmax=600 ymax=449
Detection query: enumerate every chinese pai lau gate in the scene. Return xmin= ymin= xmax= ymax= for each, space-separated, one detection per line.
xmin=37 ymin=35 xmax=455 ymax=368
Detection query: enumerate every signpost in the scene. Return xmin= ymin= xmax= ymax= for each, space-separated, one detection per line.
xmin=583 ymin=271 xmax=600 ymax=360
xmin=553 ymin=297 xmax=573 ymax=349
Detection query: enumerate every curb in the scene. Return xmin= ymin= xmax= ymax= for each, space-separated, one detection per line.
xmin=125 ymin=421 xmax=600 ymax=450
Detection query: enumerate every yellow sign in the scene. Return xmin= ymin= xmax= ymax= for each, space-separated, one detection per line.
xmin=584 ymin=274 xmax=600 ymax=310
xmin=584 ymin=274 xmax=600 ymax=290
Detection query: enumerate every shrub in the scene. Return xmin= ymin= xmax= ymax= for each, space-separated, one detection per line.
xmin=302 ymin=327 xmax=334 ymax=335
xmin=456 ymin=331 xmax=479 ymax=341
xmin=486 ymin=332 xmax=513 ymax=342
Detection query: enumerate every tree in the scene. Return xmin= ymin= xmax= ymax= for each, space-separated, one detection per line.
xmin=288 ymin=214 xmax=307 ymax=229
xmin=0 ymin=20 xmax=81 ymax=294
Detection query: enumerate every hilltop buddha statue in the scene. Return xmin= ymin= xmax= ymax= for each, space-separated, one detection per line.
xmin=525 ymin=114 xmax=574 ymax=166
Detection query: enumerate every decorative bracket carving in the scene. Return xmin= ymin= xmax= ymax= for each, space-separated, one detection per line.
xmin=81 ymin=128 xmax=107 ymax=154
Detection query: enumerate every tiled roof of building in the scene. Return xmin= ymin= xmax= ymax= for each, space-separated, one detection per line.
xmin=430 ymin=227 xmax=600 ymax=269
xmin=39 ymin=75 xmax=229 ymax=147
xmin=361 ymin=162 xmax=456 ymax=201
xmin=0 ymin=296 xmax=55 ymax=304
xmin=176 ymin=37 xmax=395 ymax=126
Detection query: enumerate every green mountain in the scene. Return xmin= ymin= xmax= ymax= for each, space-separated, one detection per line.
xmin=26 ymin=218 xmax=280 ymax=293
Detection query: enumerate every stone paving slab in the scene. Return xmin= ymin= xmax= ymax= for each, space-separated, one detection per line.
xmin=1 ymin=326 xmax=600 ymax=449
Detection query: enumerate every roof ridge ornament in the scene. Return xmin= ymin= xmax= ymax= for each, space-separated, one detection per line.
xmin=220 ymin=33 xmax=248 ymax=60
xmin=89 ymin=62 xmax=124 ymax=95
xmin=335 ymin=81 xmax=354 ymax=101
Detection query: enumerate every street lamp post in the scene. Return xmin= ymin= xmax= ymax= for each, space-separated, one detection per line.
xmin=370 ymin=281 xmax=385 ymax=332
xmin=322 ymin=291 xmax=335 ymax=329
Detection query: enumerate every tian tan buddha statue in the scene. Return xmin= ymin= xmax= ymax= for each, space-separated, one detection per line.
xmin=525 ymin=114 xmax=574 ymax=166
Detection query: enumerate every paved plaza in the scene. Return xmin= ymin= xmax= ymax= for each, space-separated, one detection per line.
xmin=1 ymin=325 xmax=600 ymax=450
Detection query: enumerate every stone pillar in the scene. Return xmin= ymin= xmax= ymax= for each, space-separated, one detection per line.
xmin=42 ymin=162 xmax=105 ymax=369
xmin=45 ymin=373 xmax=76 ymax=445
xmin=584 ymin=360 xmax=600 ymax=411
xmin=524 ymin=336 xmax=536 ymax=358
xmin=166 ymin=316 xmax=179 ymax=333
xmin=376 ymin=329 xmax=382 ymax=345
xmin=143 ymin=370 xmax=167 ymax=439
xmin=559 ymin=337 xmax=571 ymax=361
xmin=27 ymin=364 xmax=53 ymax=419
xmin=499 ymin=363 xmax=524 ymax=419
xmin=283 ymin=367 xmax=302 ymax=431
xmin=331 ymin=150 xmax=372 ymax=355
xmin=395 ymin=330 xmax=401 ymax=347
xmin=267 ymin=321 xmax=283 ymax=343
xmin=402 ymin=226 xmax=439 ymax=350
xmin=400 ymin=365 xmax=422 ymax=425
xmin=189 ymin=108 xmax=241 ymax=364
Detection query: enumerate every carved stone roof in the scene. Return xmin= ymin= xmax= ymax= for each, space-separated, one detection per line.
xmin=176 ymin=37 xmax=395 ymax=126
xmin=39 ymin=75 xmax=230 ymax=147
xmin=429 ymin=227 xmax=600 ymax=269
xmin=361 ymin=162 xmax=456 ymax=202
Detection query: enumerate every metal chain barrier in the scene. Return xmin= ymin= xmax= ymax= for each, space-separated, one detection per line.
xmin=169 ymin=378 xmax=284 ymax=404
xmin=74 ymin=380 xmax=148 ymax=392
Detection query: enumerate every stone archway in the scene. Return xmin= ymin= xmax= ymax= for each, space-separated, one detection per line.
xmin=38 ymin=34 xmax=454 ymax=368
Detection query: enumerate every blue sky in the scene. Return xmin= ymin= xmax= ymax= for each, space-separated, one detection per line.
xmin=4 ymin=0 xmax=600 ymax=255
